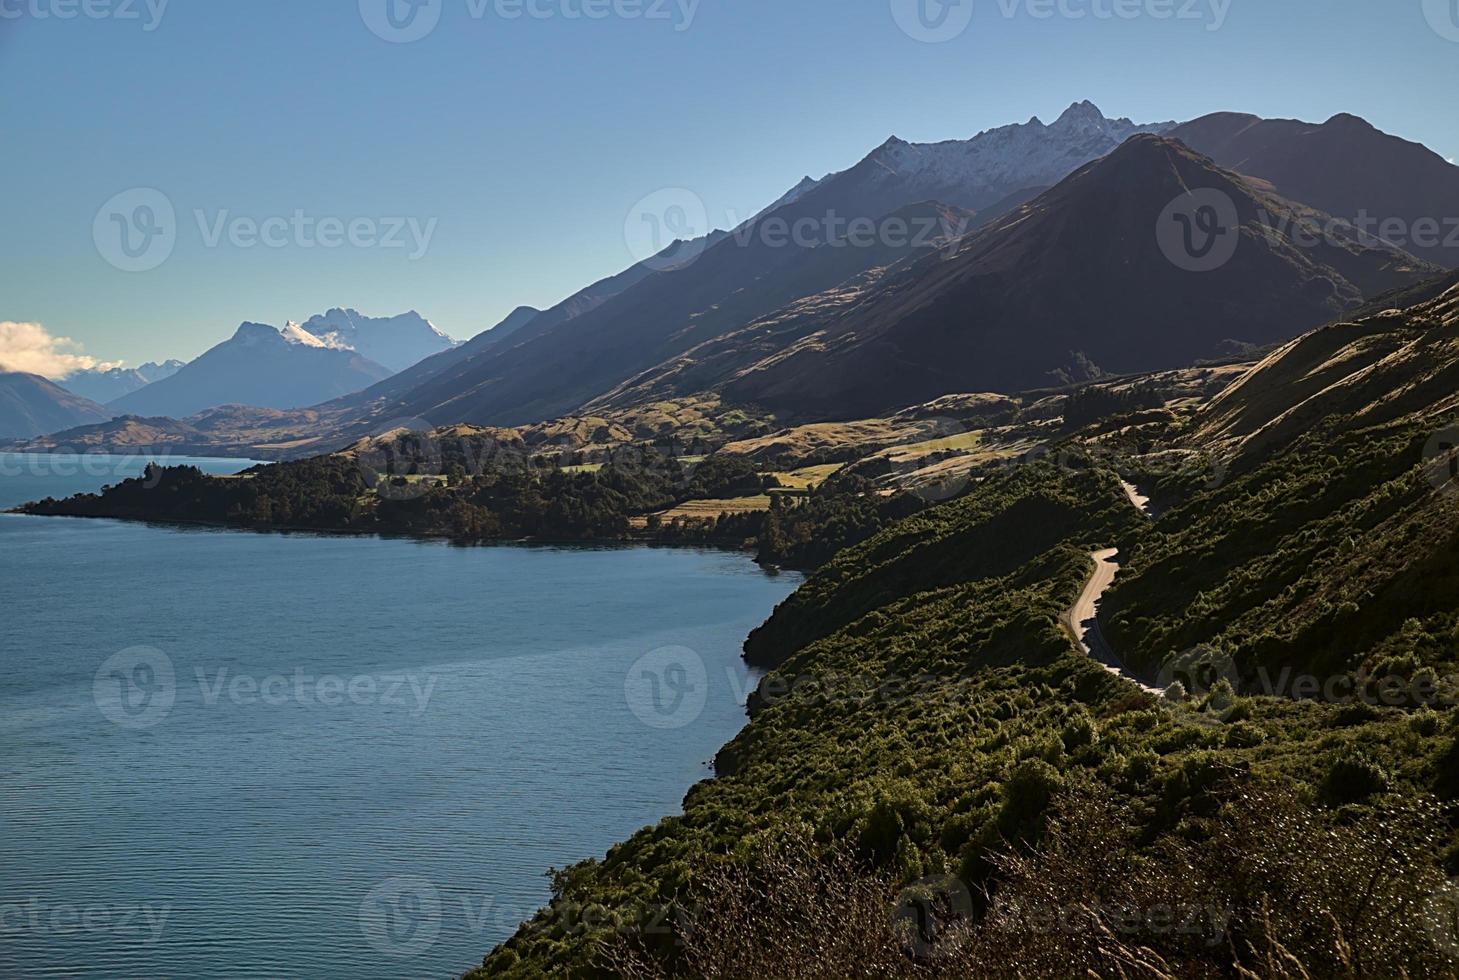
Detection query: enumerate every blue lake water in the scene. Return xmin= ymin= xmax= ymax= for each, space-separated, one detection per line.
xmin=0 ymin=455 xmax=799 ymax=978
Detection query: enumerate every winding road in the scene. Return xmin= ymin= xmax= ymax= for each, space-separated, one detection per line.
xmin=1061 ymin=480 xmax=1163 ymax=695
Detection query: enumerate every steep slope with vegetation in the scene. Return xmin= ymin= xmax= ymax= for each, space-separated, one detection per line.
xmin=471 ymin=450 xmax=1459 ymax=977
xmin=1105 ymin=273 xmax=1459 ymax=688
xmin=463 ymin=274 xmax=1459 ymax=978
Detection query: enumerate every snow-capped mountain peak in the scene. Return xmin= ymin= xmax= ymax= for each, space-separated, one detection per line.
xmin=281 ymin=322 xmax=335 ymax=348
xmin=833 ymin=102 xmax=1178 ymax=213
xmin=291 ymin=309 xmax=456 ymax=373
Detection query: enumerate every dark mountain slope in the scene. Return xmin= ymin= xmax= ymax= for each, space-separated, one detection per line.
xmin=583 ymin=201 xmax=975 ymax=411
xmin=1171 ymin=111 xmax=1459 ymax=268
xmin=0 ymin=372 xmax=111 ymax=439
xmin=380 ymin=104 xmax=1174 ymax=427
xmin=720 ymin=135 xmax=1437 ymax=418
xmin=395 ymin=200 xmax=976 ymax=426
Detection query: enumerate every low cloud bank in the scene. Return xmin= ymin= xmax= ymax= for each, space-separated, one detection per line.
xmin=0 ymin=322 xmax=118 ymax=380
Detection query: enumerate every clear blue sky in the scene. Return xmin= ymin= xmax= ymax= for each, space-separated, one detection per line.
xmin=2 ymin=0 xmax=1456 ymax=366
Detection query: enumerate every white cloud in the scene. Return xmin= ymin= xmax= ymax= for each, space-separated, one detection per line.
xmin=0 ymin=322 xmax=120 ymax=380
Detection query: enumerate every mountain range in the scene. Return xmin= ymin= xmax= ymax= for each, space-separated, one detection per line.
xmin=708 ymin=135 xmax=1436 ymax=416
xmin=11 ymin=102 xmax=1459 ymax=454
xmin=60 ymin=359 xmax=185 ymax=405
xmin=285 ymin=309 xmax=456 ymax=372
xmin=106 ymin=322 xmax=395 ymax=418
xmin=0 ymin=373 xmax=110 ymax=439
xmin=335 ymin=104 xmax=1450 ymax=430
xmin=1169 ymin=112 xmax=1459 ymax=268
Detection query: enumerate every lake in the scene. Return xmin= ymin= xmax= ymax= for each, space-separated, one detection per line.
xmin=0 ymin=454 xmax=800 ymax=978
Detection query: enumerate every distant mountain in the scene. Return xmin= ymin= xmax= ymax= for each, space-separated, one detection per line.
xmin=584 ymin=201 xmax=977 ymax=411
xmin=1170 ymin=112 xmax=1459 ymax=268
xmin=107 ymin=322 xmax=394 ymax=418
xmin=0 ymin=372 xmax=111 ymax=439
xmin=288 ymin=309 xmax=455 ymax=372
xmin=716 ymin=135 xmax=1439 ymax=417
xmin=60 ymin=359 xmax=184 ymax=405
xmin=484 ymin=306 xmax=540 ymax=346
xmin=792 ymin=100 xmax=1176 ymax=219
xmin=319 ymin=234 xmax=732 ymax=426
xmin=372 ymin=102 xmax=1172 ymax=427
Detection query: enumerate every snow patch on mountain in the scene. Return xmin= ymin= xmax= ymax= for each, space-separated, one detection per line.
xmin=294 ymin=308 xmax=456 ymax=372
xmin=857 ymin=101 xmax=1177 ymax=206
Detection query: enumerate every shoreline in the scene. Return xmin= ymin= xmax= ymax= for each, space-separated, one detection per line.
xmin=3 ymin=505 xmax=804 ymax=569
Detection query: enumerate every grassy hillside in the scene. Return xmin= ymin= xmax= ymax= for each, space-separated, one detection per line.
xmin=467 ymin=275 xmax=1459 ymax=978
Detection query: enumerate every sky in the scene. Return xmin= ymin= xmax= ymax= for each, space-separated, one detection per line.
xmin=1 ymin=0 xmax=1456 ymax=369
